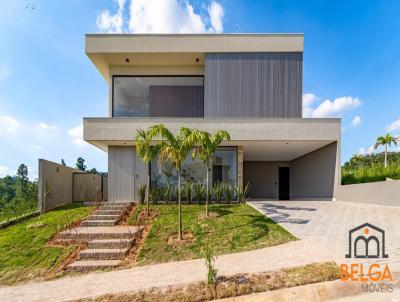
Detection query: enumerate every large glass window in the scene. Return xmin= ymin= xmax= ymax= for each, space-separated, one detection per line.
xmin=113 ymin=76 xmax=204 ymax=117
xmin=151 ymin=147 xmax=237 ymax=188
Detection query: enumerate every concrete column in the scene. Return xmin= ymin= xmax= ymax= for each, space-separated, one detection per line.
xmin=237 ymin=145 xmax=244 ymax=187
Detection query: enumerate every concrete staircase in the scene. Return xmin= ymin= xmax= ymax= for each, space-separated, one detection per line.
xmin=60 ymin=202 xmax=143 ymax=272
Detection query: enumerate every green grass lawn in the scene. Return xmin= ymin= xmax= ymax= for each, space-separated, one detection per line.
xmin=129 ymin=204 xmax=296 ymax=265
xmin=0 ymin=203 xmax=93 ymax=285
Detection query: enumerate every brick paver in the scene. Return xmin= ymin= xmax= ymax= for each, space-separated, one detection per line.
xmin=1 ymin=200 xmax=399 ymax=301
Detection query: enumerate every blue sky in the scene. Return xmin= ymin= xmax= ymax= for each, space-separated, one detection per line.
xmin=0 ymin=0 xmax=399 ymax=179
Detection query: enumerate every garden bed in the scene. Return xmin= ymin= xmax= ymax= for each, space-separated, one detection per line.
xmin=77 ymin=261 xmax=339 ymax=302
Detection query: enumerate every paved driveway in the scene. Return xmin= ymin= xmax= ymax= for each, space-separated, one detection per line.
xmin=249 ymin=200 xmax=400 ymax=271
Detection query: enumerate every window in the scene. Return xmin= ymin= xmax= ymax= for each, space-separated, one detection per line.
xmin=150 ymin=147 xmax=237 ymax=188
xmin=112 ymin=76 xmax=204 ymax=117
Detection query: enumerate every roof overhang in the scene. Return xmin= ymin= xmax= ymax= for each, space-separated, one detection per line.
xmin=85 ymin=33 xmax=304 ymax=79
xmin=83 ymin=117 xmax=340 ymax=161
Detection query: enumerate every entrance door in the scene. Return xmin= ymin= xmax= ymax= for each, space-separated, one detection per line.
xmin=279 ymin=167 xmax=290 ymax=200
xmin=212 ymin=165 xmax=223 ymax=185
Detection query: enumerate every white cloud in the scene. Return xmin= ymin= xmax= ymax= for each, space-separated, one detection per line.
xmin=97 ymin=0 xmax=225 ymax=34
xmin=303 ymin=94 xmax=361 ymax=118
xmin=68 ymin=124 xmax=85 ymax=146
xmin=0 ymin=115 xmax=19 ymax=134
xmin=311 ymin=96 xmax=360 ymax=118
xmin=37 ymin=122 xmax=56 ymax=131
xmin=386 ymin=118 xmax=400 ymax=132
xmin=0 ymin=165 xmax=10 ymax=177
xmin=96 ymin=0 xmax=125 ymax=33
xmin=358 ymin=145 xmax=375 ymax=156
xmin=351 ymin=115 xmax=361 ymax=128
xmin=208 ymin=1 xmax=224 ymax=33
xmin=302 ymin=93 xmax=318 ymax=117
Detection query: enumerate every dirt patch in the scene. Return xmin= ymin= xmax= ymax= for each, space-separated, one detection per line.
xmin=198 ymin=212 xmax=219 ymax=221
xmin=117 ymin=205 xmax=136 ymax=225
xmin=167 ymin=232 xmax=195 ymax=247
xmin=136 ymin=208 xmax=159 ymax=225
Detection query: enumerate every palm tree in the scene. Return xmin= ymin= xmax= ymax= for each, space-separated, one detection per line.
xmin=135 ymin=129 xmax=160 ymax=215
xmin=148 ymin=124 xmax=195 ymax=240
xmin=374 ymin=134 xmax=398 ymax=168
xmin=191 ymin=130 xmax=230 ymax=216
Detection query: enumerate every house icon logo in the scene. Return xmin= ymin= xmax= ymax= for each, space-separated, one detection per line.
xmin=345 ymin=223 xmax=388 ymax=259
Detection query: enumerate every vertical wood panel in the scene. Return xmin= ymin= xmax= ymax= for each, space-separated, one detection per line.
xmin=149 ymin=86 xmax=204 ymax=117
xmin=73 ymin=173 xmax=103 ymax=202
xmin=204 ymin=52 xmax=302 ymax=118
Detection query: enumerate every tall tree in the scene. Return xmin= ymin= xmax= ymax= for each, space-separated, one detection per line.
xmin=191 ymin=130 xmax=230 ymax=216
xmin=374 ymin=134 xmax=398 ymax=168
xmin=76 ymin=157 xmax=86 ymax=171
xmin=148 ymin=124 xmax=194 ymax=240
xmin=15 ymin=164 xmax=29 ymax=200
xmin=135 ymin=129 xmax=161 ymax=215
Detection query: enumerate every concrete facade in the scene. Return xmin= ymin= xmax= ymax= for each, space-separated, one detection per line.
xmin=82 ymin=34 xmax=341 ymax=201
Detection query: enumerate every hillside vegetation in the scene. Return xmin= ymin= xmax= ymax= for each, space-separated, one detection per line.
xmin=342 ymin=152 xmax=400 ymax=184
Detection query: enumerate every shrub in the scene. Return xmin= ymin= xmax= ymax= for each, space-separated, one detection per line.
xmin=341 ymin=164 xmax=400 ymax=185
xmin=182 ymin=183 xmax=193 ymax=204
xmin=236 ymin=182 xmax=250 ymax=204
xmin=223 ymin=183 xmax=233 ymax=204
xmin=213 ymin=182 xmax=223 ymax=203
xmin=137 ymin=183 xmax=146 ymax=204
xmin=193 ymin=183 xmax=205 ymax=204
xmin=204 ymin=245 xmax=218 ymax=284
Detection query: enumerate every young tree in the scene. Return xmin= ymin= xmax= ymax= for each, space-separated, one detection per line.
xmin=148 ymin=124 xmax=194 ymax=240
xmin=135 ymin=128 xmax=160 ymax=215
xmin=61 ymin=159 xmax=66 ymax=166
xmin=88 ymin=168 xmax=98 ymax=174
xmin=76 ymin=157 xmax=86 ymax=171
xmin=374 ymin=134 xmax=398 ymax=168
xmin=191 ymin=130 xmax=230 ymax=216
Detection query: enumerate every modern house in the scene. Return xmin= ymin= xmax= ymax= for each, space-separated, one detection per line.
xmin=83 ymin=34 xmax=341 ymax=201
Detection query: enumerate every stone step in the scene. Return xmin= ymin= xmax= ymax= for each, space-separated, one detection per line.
xmin=88 ymin=239 xmax=134 ymax=249
xmin=58 ymin=226 xmax=142 ymax=240
xmin=79 ymin=248 xmax=129 ymax=260
xmin=66 ymin=260 xmax=122 ymax=272
xmin=98 ymin=205 xmax=128 ymax=211
xmin=95 ymin=209 xmax=124 ymax=215
xmin=81 ymin=220 xmax=117 ymax=227
xmin=90 ymin=215 xmax=121 ymax=221
xmin=84 ymin=201 xmax=134 ymax=206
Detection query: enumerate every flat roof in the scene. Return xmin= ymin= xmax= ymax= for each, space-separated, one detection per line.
xmin=85 ymin=34 xmax=304 ymax=79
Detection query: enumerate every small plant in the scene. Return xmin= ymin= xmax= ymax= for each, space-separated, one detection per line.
xmin=193 ymin=183 xmax=205 ymax=204
xmin=236 ymin=182 xmax=250 ymax=204
xmin=224 ymin=183 xmax=233 ymax=204
xmin=204 ymin=245 xmax=218 ymax=284
xmin=213 ymin=182 xmax=223 ymax=203
xmin=182 ymin=183 xmax=193 ymax=204
xmin=137 ymin=183 xmax=146 ymax=204
xmin=149 ymin=187 xmax=162 ymax=205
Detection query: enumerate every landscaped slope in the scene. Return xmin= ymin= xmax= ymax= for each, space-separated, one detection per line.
xmin=129 ymin=204 xmax=296 ymax=265
xmin=0 ymin=203 xmax=93 ymax=285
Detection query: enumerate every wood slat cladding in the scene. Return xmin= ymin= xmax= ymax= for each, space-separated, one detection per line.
xmin=108 ymin=146 xmax=136 ymax=202
xmin=204 ymin=52 xmax=302 ymax=117
xmin=149 ymin=86 xmax=204 ymax=117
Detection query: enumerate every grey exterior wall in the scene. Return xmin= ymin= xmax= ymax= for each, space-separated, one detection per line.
xmin=290 ymin=142 xmax=338 ymax=199
xmin=204 ymin=52 xmax=302 ymax=118
xmin=336 ymin=180 xmax=400 ymax=207
xmin=244 ymin=161 xmax=289 ymax=199
xmin=149 ymin=86 xmax=204 ymax=117
xmin=108 ymin=146 xmax=147 ymax=202
xmin=38 ymin=159 xmax=80 ymax=212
